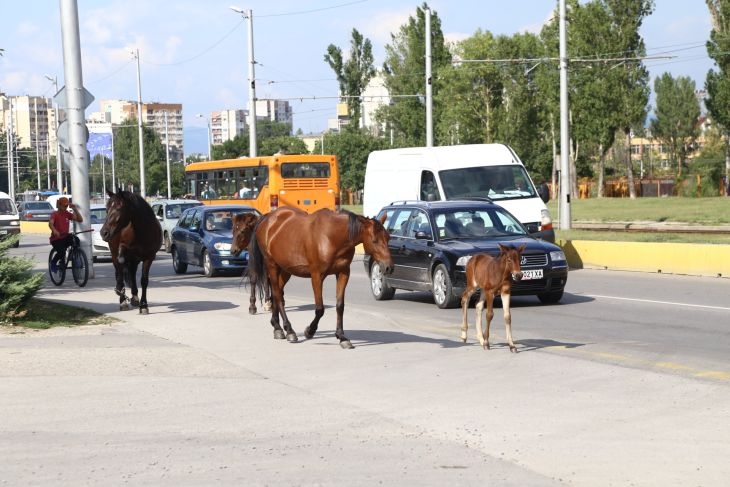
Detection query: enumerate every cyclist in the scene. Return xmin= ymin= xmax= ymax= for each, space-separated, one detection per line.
xmin=48 ymin=197 xmax=83 ymax=272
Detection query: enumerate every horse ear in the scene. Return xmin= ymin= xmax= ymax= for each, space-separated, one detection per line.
xmin=378 ymin=213 xmax=387 ymax=225
xmin=498 ymin=243 xmax=508 ymax=253
xmin=107 ymin=189 xmax=115 ymax=198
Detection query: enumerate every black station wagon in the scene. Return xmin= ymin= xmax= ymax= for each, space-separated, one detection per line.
xmin=363 ymin=200 xmax=569 ymax=308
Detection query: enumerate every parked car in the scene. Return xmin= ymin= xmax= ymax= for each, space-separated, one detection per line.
xmin=0 ymin=191 xmax=21 ymax=247
xmin=170 ymin=204 xmax=260 ymax=277
xmin=363 ymin=200 xmax=568 ymax=309
xmin=18 ymin=200 xmax=55 ymax=222
xmin=89 ymin=204 xmax=111 ymax=261
xmin=151 ymin=199 xmax=202 ymax=252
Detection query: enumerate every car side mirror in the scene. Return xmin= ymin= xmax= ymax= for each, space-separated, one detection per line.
xmin=537 ymin=183 xmax=550 ymax=203
xmin=415 ymin=231 xmax=432 ymax=240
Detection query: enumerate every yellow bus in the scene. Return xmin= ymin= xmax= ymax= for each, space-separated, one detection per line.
xmin=184 ymin=154 xmax=340 ymax=214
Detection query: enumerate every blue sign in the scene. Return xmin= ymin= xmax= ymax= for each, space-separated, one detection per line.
xmin=87 ymin=132 xmax=112 ymax=160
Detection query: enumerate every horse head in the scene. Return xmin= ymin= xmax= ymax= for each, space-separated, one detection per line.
xmin=231 ymin=212 xmax=259 ymax=255
xmin=361 ymin=213 xmax=394 ymax=274
xmin=499 ymin=243 xmax=526 ymax=282
xmin=99 ymin=189 xmax=132 ymax=243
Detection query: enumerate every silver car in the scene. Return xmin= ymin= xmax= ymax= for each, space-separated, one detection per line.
xmin=89 ymin=204 xmax=111 ymax=261
xmin=151 ymin=199 xmax=202 ymax=252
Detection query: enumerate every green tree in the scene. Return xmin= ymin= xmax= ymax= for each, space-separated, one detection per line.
xmin=705 ymin=0 xmax=730 ymax=193
xmin=112 ymin=118 xmax=166 ymax=194
xmin=324 ymin=29 xmax=376 ymax=128
xmin=0 ymin=236 xmax=44 ymax=323
xmin=312 ymin=127 xmax=389 ymax=191
xmin=650 ymin=73 xmax=700 ymax=177
xmin=379 ymin=3 xmax=451 ymax=146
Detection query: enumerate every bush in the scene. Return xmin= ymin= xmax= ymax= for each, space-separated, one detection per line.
xmin=0 ymin=235 xmax=44 ymax=323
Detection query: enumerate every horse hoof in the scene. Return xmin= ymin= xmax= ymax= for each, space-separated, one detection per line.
xmin=509 ymin=346 xmax=517 ymax=353
xmin=131 ymin=297 xmax=140 ymax=307
xmin=139 ymin=308 xmax=149 ymax=315
xmin=286 ymin=333 xmax=298 ymax=343
xmin=340 ymin=340 xmax=354 ymax=350
xmin=249 ymin=307 xmax=257 ymax=315
xmin=304 ymin=327 xmax=314 ymax=339
xmin=273 ymin=330 xmax=286 ymax=340
xmin=120 ymin=303 xmax=130 ymax=311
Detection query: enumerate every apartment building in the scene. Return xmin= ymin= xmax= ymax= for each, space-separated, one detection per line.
xmin=210 ymin=109 xmax=247 ymax=146
xmin=255 ymin=99 xmax=293 ymax=127
xmin=0 ymin=94 xmax=56 ymax=157
xmin=91 ymin=99 xmax=184 ymax=161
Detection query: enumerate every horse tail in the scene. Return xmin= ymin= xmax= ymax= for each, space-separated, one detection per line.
xmin=247 ymin=231 xmax=266 ymax=301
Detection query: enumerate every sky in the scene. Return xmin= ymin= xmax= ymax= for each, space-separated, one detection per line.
xmin=0 ymin=0 xmax=714 ymax=155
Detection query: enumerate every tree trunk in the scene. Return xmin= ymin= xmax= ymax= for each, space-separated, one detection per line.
xmin=726 ymin=132 xmax=730 ymax=196
xmin=597 ymin=144 xmax=605 ymax=198
xmin=627 ymin=132 xmax=636 ymax=199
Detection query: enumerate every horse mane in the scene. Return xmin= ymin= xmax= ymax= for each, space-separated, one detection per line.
xmin=117 ymin=190 xmax=156 ymax=224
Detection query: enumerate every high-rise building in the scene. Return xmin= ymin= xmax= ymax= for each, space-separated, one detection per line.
xmin=210 ymin=109 xmax=247 ymax=145
xmin=0 ymin=94 xmax=54 ymax=157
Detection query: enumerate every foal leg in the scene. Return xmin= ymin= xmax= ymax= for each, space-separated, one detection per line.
xmin=482 ymin=292 xmax=495 ymax=350
xmin=248 ymin=274 xmax=258 ymax=315
xmin=501 ymin=292 xmax=517 ymax=353
xmin=460 ymin=284 xmax=476 ymax=343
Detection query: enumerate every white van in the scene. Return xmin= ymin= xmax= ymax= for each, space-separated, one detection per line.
xmin=363 ymin=143 xmax=554 ymax=241
xmin=0 ymin=191 xmax=21 ymax=247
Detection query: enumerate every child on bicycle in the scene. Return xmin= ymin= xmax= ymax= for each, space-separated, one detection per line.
xmin=49 ymin=197 xmax=83 ymax=272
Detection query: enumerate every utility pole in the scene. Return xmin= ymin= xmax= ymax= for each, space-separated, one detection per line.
xmin=425 ymin=7 xmax=433 ymax=147
xmin=133 ymin=48 xmax=146 ymax=197
xmin=230 ymin=7 xmax=257 ymax=157
xmin=559 ymin=0 xmax=572 ymax=229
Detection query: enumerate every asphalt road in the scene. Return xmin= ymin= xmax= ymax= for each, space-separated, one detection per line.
xmin=1 ymin=234 xmax=729 ymax=486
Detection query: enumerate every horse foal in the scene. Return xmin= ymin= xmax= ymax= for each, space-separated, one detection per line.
xmin=460 ymin=244 xmax=525 ymax=352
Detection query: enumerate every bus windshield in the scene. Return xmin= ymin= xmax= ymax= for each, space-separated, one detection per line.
xmin=439 ymin=166 xmax=537 ymax=201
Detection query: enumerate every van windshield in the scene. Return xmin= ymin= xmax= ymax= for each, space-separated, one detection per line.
xmin=0 ymin=199 xmax=16 ymax=214
xmin=439 ymin=166 xmax=536 ymax=201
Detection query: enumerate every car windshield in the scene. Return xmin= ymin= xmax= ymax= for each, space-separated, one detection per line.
xmin=166 ymin=202 xmax=199 ymax=219
xmin=26 ymin=202 xmax=52 ymax=210
xmin=433 ymin=207 xmax=527 ymax=239
xmin=89 ymin=208 xmax=107 ymax=224
xmin=203 ymin=210 xmax=240 ymax=231
xmin=0 ymin=199 xmax=15 ymax=214
xmin=439 ymin=166 xmax=536 ymax=201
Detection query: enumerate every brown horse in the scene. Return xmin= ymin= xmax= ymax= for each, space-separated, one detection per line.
xmin=230 ymin=212 xmax=271 ymax=314
xmin=460 ymin=244 xmax=526 ymax=352
xmin=247 ymin=207 xmax=393 ymax=349
xmin=99 ymin=189 xmax=162 ymax=314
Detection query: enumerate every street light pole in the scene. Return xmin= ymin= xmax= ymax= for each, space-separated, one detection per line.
xmin=133 ymin=48 xmax=146 ymax=197
xmin=196 ymin=113 xmax=211 ymax=160
xmin=45 ymin=74 xmax=61 ymax=191
xmin=230 ymin=6 xmax=257 ymax=157
xmin=164 ymin=111 xmax=171 ymax=198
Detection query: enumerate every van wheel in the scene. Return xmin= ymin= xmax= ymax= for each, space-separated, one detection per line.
xmin=370 ymin=261 xmax=394 ymax=300
xmin=432 ymin=264 xmax=459 ymax=309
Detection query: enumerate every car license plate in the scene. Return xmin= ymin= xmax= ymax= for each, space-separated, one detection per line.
xmin=0 ymin=230 xmax=7 ymax=235
xmin=521 ymin=269 xmax=543 ymax=280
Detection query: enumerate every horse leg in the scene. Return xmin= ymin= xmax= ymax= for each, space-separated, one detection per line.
xmin=303 ymin=273 xmax=326 ymax=341
xmin=501 ymin=292 xmax=516 ymax=353
xmin=460 ymin=285 xmax=476 ymax=343
xmin=128 ymin=261 xmax=140 ymax=308
xmin=138 ymin=259 xmax=152 ymax=315
xmin=113 ymin=260 xmax=130 ymax=311
xmin=276 ymin=273 xmax=297 ymax=342
xmin=475 ymin=291 xmax=488 ymax=349
xmin=332 ymin=272 xmax=353 ymax=349
xmin=262 ymin=278 xmax=272 ymax=312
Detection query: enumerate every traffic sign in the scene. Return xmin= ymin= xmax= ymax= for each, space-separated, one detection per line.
xmin=53 ymin=85 xmax=95 ymax=110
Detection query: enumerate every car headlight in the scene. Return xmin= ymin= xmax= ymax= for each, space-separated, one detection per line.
xmin=10 ymin=220 xmax=20 ymax=226
xmin=550 ymin=250 xmax=566 ymax=262
xmin=456 ymin=255 xmax=473 ymax=266
xmin=214 ymin=242 xmax=232 ymax=251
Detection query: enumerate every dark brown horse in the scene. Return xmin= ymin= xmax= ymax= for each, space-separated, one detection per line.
xmin=230 ymin=212 xmax=271 ymax=314
xmin=99 ymin=189 xmax=162 ymax=314
xmin=247 ymin=207 xmax=393 ymax=349
xmin=460 ymin=244 xmax=525 ymax=352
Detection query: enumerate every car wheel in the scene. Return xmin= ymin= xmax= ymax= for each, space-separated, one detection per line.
xmin=538 ymin=289 xmax=564 ymax=304
xmin=171 ymin=246 xmax=187 ymax=274
xmin=432 ymin=263 xmax=459 ymax=309
xmin=203 ymin=249 xmax=217 ymax=277
xmin=370 ymin=261 xmax=395 ymax=300
xmin=163 ymin=232 xmax=172 ymax=253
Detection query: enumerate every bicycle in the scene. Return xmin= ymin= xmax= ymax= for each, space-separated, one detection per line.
xmin=48 ymin=229 xmax=92 ymax=287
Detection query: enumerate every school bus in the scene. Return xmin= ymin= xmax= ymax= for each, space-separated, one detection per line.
xmin=184 ymin=154 xmax=340 ymax=214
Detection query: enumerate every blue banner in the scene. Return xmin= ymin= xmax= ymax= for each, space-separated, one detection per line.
xmin=87 ymin=132 xmax=112 ymax=160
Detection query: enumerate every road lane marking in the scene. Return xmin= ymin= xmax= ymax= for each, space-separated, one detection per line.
xmin=585 ymin=294 xmax=730 ymax=311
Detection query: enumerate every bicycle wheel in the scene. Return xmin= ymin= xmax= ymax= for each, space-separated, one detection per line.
xmin=48 ymin=248 xmax=66 ymax=286
xmin=70 ymin=247 xmax=89 ymax=287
